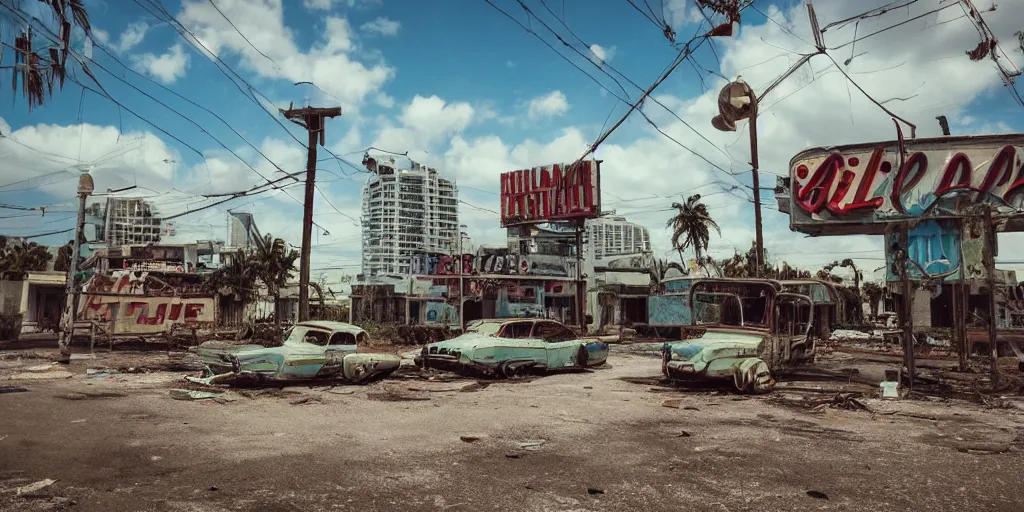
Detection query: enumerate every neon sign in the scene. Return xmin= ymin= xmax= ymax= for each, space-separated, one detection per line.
xmin=786 ymin=135 xmax=1024 ymax=234
xmin=499 ymin=160 xmax=601 ymax=227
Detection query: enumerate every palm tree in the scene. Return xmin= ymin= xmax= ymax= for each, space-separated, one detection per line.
xmin=1 ymin=240 xmax=53 ymax=279
xmin=666 ymin=194 xmax=720 ymax=269
xmin=204 ymin=249 xmax=260 ymax=301
xmin=4 ymin=1 xmax=94 ymax=109
xmin=254 ymin=234 xmax=299 ymax=326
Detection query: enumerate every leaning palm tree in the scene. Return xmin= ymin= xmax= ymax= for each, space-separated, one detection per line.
xmin=666 ymin=194 xmax=720 ymax=268
xmin=254 ymin=234 xmax=299 ymax=327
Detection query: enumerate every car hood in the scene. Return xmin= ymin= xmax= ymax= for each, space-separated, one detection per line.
xmin=665 ymin=329 xmax=764 ymax=361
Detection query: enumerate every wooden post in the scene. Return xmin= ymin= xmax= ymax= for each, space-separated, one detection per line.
xmin=279 ymin=105 xmax=342 ymax=322
xmin=983 ymin=206 xmax=999 ymax=389
xmin=898 ymin=223 xmax=916 ymax=387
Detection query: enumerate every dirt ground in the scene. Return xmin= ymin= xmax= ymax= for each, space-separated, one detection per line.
xmin=2 ymin=343 xmax=1024 ymax=512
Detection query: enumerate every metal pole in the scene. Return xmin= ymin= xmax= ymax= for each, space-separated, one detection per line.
xmin=748 ymin=91 xmax=764 ymax=274
xmin=57 ymin=174 xmax=92 ymax=363
xmin=458 ymin=233 xmax=465 ymax=331
xmin=575 ymin=222 xmax=586 ymax=334
xmin=898 ymin=223 xmax=916 ymax=387
xmin=983 ymin=206 xmax=1000 ymax=389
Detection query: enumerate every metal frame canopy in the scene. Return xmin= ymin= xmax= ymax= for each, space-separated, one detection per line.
xmin=781 ymin=133 xmax=1024 ymax=236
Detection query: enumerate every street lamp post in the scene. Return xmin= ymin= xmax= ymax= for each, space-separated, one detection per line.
xmin=57 ymin=171 xmax=94 ymax=363
xmin=712 ymin=80 xmax=764 ymax=272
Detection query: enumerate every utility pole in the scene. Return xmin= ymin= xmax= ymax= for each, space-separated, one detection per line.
xmin=747 ymin=95 xmax=764 ymax=271
xmin=57 ymin=171 xmax=94 ymax=363
xmin=897 ymin=222 xmax=916 ymax=388
xmin=280 ymin=104 xmax=342 ymax=322
xmin=982 ymin=205 xmax=1000 ymax=389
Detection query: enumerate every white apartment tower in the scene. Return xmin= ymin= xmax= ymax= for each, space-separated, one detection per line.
xmin=360 ymin=158 xmax=459 ymax=276
xmin=587 ymin=215 xmax=651 ymax=260
xmin=85 ymin=197 xmax=163 ymax=247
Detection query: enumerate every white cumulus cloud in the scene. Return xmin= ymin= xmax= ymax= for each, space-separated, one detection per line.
xmin=360 ymin=17 xmax=401 ymax=37
xmin=527 ymin=91 xmax=569 ymax=119
xmin=132 ymin=44 xmax=190 ymax=84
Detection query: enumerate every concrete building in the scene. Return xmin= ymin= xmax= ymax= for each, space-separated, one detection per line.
xmin=586 ymin=214 xmax=651 ymax=259
xmin=227 ymin=212 xmax=260 ymax=249
xmin=85 ymin=197 xmax=162 ymax=247
xmin=360 ymin=158 xmax=459 ymax=277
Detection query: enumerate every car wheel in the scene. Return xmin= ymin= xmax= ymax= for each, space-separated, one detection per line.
xmin=576 ymin=345 xmax=589 ymax=369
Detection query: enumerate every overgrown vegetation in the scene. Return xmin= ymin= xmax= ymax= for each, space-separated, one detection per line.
xmin=0 ymin=236 xmax=53 ymax=279
xmin=0 ymin=313 xmax=24 ymax=341
xmin=358 ymin=323 xmax=455 ymax=346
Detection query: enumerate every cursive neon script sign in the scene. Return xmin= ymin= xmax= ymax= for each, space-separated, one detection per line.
xmin=789 ymin=137 xmax=1024 ymax=229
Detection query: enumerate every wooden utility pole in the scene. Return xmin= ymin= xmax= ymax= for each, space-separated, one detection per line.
xmin=982 ymin=206 xmax=1000 ymax=389
xmin=897 ymin=223 xmax=916 ymax=387
xmin=280 ymin=104 xmax=342 ymax=322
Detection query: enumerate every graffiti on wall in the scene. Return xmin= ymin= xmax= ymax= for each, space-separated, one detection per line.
xmin=410 ymin=253 xmax=474 ymax=276
xmin=884 ymin=220 xmax=963 ymax=281
xmin=787 ymin=136 xmax=1024 ymax=233
xmin=500 ymin=160 xmax=601 ymax=227
xmin=78 ymin=270 xmax=216 ymax=334
xmin=424 ymin=302 xmax=459 ymax=327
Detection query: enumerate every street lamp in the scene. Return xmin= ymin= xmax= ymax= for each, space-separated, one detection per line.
xmin=57 ymin=170 xmax=95 ymax=362
xmin=711 ymin=79 xmax=764 ymax=273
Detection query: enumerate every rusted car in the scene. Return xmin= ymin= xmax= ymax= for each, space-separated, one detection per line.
xmin=187 ymin=321 xmax=401 ymax=386
xmin=416 ymin=318 xmax=609 ymax=378
xmin=661 ymin=279 xmax=816 ymax=393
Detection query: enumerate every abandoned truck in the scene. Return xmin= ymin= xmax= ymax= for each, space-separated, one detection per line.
xmin=661 ymin=279 xmax=817 ymax=393
xmin=187 ymin=321 xmax=402 ymax=386
xmin=416 ymin=318 xmax=610 ymax=378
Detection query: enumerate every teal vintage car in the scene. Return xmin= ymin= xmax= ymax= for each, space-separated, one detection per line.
xmin=416 ymin=318 xmax=610 ymax=378
xmin=187 ymin=321 xmax=402 ymax=386
xmin=661 ymin=279 xmax=817 ymax=393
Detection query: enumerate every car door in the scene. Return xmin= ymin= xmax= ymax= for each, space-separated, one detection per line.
xmin=491 ymin=320 xmax=547 ymax=366
xmin=319 ymin=331 xmax=359 ymax=377
xmin=532 ymin=321 xmax=586 ymax=369
xmin=773 ymin=293 xmax=814 ymax=365
xmin=285 ymin=328 xmax=332 ymax=379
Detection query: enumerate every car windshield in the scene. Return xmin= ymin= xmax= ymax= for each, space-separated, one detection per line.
xmin=691 ymin=282 xmax=773 ymax=328
xmin=466 ymin=322 xmax=503 ymax=336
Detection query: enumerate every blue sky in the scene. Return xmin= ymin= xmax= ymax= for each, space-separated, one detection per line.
xmin=2 ymin=0 xmax=1024 ymax=286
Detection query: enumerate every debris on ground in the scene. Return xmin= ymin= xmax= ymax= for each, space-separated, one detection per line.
xmin=24 ymin=363 xmax=56 ymax=372
xmin=169 ymin=389 xmax=224 ymax=401
xmin=16 ymin=479 xmax=56 ymax=496
xmin=0 ymin=385 xmax=29 ymax=394
xmin=6 ymin=370 xmax=73 ymax=381
xmin=289 ymin=395 xmax=325 ymax=405
xmin=516 ymin=440 xmax=546 ymax=451
xmin=661 ymin=398 xmax=683 ymax=408
xmin=459 ymin=435 xmax=482 ymax=443
xmin=587 ymin=487 xmax=604 ymax=495
xmin=58 ymin=391 xmax=128 ymax=401
xmin=806 ymin=490 xmax=829 ymax=500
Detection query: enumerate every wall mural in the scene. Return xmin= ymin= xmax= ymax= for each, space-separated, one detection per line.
xmin=77 ymin=270 xmax=216 ymax=334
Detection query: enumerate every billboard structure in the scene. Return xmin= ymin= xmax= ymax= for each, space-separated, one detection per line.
xmin=499 ymin=160 xmax=602 ymax=227
xmin=782 ymin=134 xmax=1024 ymax=236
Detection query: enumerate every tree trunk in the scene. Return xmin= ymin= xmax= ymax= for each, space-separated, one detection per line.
xmin=677 ymin=248 xmax=686 ymax=268
xmin=274 ymin=293 xmax=281 ymax=327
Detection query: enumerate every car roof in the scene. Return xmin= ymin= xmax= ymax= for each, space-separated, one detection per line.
xmin=295 ymin=321 xmax=366 ymax=334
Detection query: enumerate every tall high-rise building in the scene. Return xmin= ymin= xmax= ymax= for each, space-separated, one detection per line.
xmin=360 ymin=158 xmax=459 ymax=276
xmin=227 ymin=212 xmax=260 ymax=249
xmin=586 ymin=215 xmax=651 ymax=260
xmin=85 ymin=197 xmax=162 ymax=247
